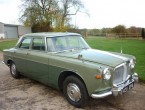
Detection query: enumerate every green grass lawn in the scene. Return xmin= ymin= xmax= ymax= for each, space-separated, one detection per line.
xmin=0 ymin=39 xmax=18 ymax=51
xmin=0 ymin=37 xmax=145 ymax=82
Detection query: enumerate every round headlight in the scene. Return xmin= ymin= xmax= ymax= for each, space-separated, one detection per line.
xmin=103 ymin=68 xmax=111 ymax=80
xmin=129 ymin=59 xmax=135 ymax=69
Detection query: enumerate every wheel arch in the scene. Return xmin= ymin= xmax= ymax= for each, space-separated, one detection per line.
xmin=7 ymin=59 xmax=14 ymax=66
xmin=58 ymin=71 xmax=88 ymax=94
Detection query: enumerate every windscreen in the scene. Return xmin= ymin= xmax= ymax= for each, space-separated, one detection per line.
xmin=47 ymin=35 xmax=90 ymax=52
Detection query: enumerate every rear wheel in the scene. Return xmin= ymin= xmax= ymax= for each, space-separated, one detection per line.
xmin=63 ymin=76 xmax=88 ymax=107
xmin=10 ymin=62 xmax=20 ymax=79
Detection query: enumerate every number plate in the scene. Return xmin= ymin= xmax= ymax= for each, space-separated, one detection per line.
xmin=122 ymin=82 xmax=134 ymax=93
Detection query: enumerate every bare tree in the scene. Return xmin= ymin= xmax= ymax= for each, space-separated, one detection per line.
xmin=60 ymin=0 xmax=84 ymax=27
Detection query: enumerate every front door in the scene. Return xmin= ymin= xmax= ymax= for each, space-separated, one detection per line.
xmin=14 ymin=37 xmax=32 ymax=73
xmin=26 ymin=37 xmax=49 ymax=84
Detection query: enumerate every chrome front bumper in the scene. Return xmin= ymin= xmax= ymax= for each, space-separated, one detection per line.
xmin=91 ymin=73 xmax=138 ymax=98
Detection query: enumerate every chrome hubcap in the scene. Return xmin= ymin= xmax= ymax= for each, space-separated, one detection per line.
xmin=11 ymin=64 xmax=16 ymax=75
xmin=67 ymin=83 xmax=81 ymax=102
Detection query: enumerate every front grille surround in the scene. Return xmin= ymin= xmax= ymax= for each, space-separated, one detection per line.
xmin=113 ymin=62 xmax=131 ymax=85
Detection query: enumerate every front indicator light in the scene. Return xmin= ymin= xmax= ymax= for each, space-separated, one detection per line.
xmin=95 ymin=75 xmax=102 ymax=79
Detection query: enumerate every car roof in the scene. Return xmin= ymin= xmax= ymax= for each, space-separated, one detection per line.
xmin=23 ymin=32 xmax=81 ymax=37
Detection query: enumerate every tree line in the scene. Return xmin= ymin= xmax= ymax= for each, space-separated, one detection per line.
xmin=85 ymin=25 xmax=145 ymax=39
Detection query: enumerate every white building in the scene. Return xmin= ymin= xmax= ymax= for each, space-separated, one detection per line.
xmin=0 ymin=22 xmax=31 ymax=39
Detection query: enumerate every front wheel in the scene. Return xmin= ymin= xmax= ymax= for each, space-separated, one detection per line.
xmin=63 ymin=76 xmax=88 ymax=107
xmin=10 ymin=62 xmax=20 ymax=79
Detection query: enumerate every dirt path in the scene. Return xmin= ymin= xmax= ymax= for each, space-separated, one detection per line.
xmin=0 ymin=53 xmax=145 ymax=110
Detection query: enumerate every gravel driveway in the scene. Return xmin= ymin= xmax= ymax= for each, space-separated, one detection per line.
xmin=0 ymin=52 xmax=145 ymax=110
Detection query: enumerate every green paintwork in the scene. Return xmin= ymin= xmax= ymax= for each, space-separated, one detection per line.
xmin=3 ymin=32 xmax=135 ymax=96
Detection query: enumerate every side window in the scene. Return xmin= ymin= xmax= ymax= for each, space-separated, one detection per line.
xmin=32 ymin=38 xmax=45 ymax=51
xmin=19 ymin=38 xmax=31 ymax=49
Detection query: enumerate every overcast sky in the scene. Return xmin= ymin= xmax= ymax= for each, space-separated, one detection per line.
xmin=0 ymin=0 xmax=145 ymax=29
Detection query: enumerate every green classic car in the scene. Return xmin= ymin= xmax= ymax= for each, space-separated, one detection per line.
xmin=3 ymin=32 xmax=138 ymax=107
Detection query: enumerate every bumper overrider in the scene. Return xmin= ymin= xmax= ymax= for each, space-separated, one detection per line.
xmin=91 ymin=73 xmax=138 ymax=98
xmin=1 ymin=61 xmax=4 ymax=64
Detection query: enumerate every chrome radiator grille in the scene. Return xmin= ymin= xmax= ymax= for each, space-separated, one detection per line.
xmin=113 ymin=62 xmax=131 ymax=84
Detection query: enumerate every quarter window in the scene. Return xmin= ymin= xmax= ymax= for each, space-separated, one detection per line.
xmin=19 ymin=38 xmax=31 ymax=49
